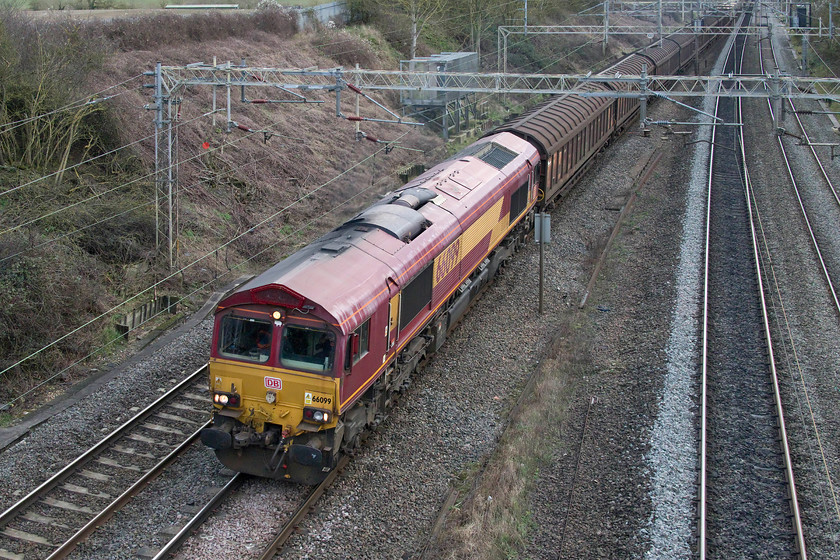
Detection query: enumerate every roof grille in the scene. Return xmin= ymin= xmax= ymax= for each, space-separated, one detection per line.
xmin=347 ymin=205 xmax=428 ymax=242
xmin=458 ymin=142 xmax=517 ymax=169
xmin=321 ymin=242 xmax=349 ymax=254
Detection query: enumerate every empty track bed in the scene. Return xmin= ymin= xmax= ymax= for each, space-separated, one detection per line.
xmin=698 ymin=19 xmax=804 ymax=559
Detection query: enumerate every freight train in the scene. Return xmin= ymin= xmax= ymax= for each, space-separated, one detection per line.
xmin=199 ymin=15 xmax=731 ymax=484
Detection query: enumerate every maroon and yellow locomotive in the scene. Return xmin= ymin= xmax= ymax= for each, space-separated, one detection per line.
xmin=201 ymin=132 xmax=540 ymax=483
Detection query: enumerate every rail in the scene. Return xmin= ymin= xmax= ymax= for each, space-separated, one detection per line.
xmin=258 ymin=455 xmax=350 ymax=560
xmin=771 ymin=80 xmax=840 ymax=318
xmin=699 ymin=20 xmax=805 ymax=558
xmin=0 ymin=366 xmax=210 ymax=560
xmin=150 ymin=473 xmax=245 ymax=560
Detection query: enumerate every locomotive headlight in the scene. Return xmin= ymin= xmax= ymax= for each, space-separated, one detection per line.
xmin=302 ymin=407 xmax=331 ymax=424
xmin=212 ymin=392 xmax=240 ymax=407
xmin=266 ymin=391 xmax=276 ymax=404
xmin=272 ymin=310 xmax=282 ymax=320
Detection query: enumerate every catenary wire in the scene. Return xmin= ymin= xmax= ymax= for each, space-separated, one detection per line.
xmin=0 ymin=150 xmax=282 ymax=265
xmin=0 ymin=132 xmax=406 ymax=384
xmin=0 ymin=1 xmax=606 ymax=203
xmin=1 ymin=1 xmax=632 ymax=399
xmin=0 ymin=110 xmax=309 ymax=236
xmin=2 ymin=144 xmax=422 ymax=408
xmin=300 ymin=0 xmax=605 ymax=71
xmin=0 ymin=108 xmax=212 ymax=199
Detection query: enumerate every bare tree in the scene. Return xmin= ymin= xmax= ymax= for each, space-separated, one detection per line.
xmin=361 ymin=0 xmax=442 ymax=59
xmin=457 ymin=0 xmax=508 ymax=59
xmin=0 ymin=15 xmax=103 ymax=171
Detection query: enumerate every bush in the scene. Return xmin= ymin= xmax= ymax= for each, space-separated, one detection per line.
xmin=73 ymin=205 xmax=156 ymax=265
xmin=104 ymin=9 xmax=296 ymax=51
xmin=0 ymin=234 xmax=109 ymax=394
xmin=0 ymin=12 xmax=109 ymax=170
xmin=316 ymin=28 xmax=383 ymax=68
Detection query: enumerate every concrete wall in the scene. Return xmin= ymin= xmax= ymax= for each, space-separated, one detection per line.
xmin=117 ymin=295 xmax=178 ymax=338
xmin=295 ymin=1 xmax=347 ymax=29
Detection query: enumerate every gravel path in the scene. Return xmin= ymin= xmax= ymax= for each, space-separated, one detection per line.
xmin=641 ymin=31 xmax=731 ymax=560
xmin=514 ymin=95 xmax=706 ymax=559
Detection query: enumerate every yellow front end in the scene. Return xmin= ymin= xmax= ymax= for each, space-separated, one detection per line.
xmin=209 ymin=358 xmax=339 ymax=436
xmin=201 ymin=358 xmax=342 ymax=484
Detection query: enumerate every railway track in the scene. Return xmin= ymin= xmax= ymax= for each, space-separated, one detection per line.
xmin=1 ymin=241 xmax=528 ymax=560
xmin=147 ymin=472 xmax=244 ymax=560
xmin=158 ymin=270 xmax=523 ymax=559
xmin=148 ymin=449 xmax=349 ymax=560
xmin=698 ymin=15 xmax=805 ymax=558
xmin=256 ymin=455 xmax=350 ymax=560
xmin=0 ymin=366 xmax=211 ymax=560
xmin=150 ymin=455 xmax=349 ymax=559
xmin=760 ymin=37 xmax=840 ymax=318
xmin=744 ymin=15 xmax=840 ymax=556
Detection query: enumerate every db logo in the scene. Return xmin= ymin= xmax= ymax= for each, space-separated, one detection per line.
xmin=264 ymin=376 xmax=282 ymax=390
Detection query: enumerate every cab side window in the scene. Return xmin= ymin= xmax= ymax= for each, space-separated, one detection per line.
xmin=346 ymin=319 xmax=370 ymax=368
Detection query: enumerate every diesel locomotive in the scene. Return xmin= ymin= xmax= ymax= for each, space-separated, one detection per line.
xmin=199 ymin=15 xmax=730 ymax=484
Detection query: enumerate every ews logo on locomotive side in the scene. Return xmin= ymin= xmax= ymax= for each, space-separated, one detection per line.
xmin=434 ymin=239 xmax=461 ymax=286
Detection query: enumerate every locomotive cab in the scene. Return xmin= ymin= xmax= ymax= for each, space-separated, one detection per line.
xmin=200 ymin=284 xmax=346 ymax=485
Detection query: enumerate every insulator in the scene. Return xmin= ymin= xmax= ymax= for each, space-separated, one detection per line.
xmin=347 ymin=116 xmax=364 ymax=122
xmin=347 ymin=83 xmax=363 ymax=94
xmin=251 ymin=99 xmax=268 ymax=104
xmin=365 ymin=135 xmax=378 ymax=143
xmin=237 ymin=124 xmax=251 ymax=132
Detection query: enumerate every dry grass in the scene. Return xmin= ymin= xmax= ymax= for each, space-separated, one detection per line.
xmin=25 ymin=0 xmax=326 ymax=11
xmin=0 ymin=9 xmax=444 ymax=414
xmin=432 ymin=321 xmax=591 ymax=559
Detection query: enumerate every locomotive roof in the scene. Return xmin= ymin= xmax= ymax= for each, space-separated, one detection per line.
xmin=218 ymin=132 xmax=539 ymax=334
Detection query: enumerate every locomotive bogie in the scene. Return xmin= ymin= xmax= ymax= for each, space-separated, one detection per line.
xmin=208 ymin=417 xmax=342 ymax=484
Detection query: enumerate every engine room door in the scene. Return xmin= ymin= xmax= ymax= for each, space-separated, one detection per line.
xmin=387 ymin=292 xmax=400 ymax=349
